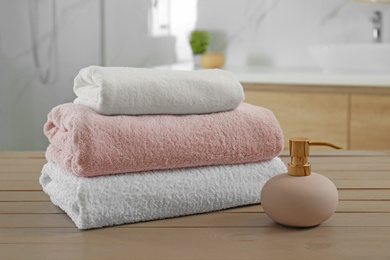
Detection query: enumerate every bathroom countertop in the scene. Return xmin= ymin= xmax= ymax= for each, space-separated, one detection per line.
xmin=1 ymin=150 xmax=390 ymax=259
xmin=156 ymin=62 xmax=390 ymax=87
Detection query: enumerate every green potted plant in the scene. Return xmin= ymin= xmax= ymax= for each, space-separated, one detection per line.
xmin=190 ymin=30 xmax=210 ymax=66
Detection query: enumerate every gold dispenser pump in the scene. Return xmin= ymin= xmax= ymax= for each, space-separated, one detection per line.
xmin=288 ymin=137 xmax=342 ymax=177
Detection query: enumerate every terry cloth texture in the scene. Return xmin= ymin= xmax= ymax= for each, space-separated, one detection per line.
xmin=73 ymin=66 xmax=245 ymax=115
xmin=44 ymin=102 xmax=284 ymax=177
xmin=40 ymin=158 xmax=287 ymax=229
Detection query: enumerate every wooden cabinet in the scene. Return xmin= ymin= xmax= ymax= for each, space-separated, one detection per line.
xmin=243 ymin=83 xmax=390 ymax=150
xmin=350 ymin=95 xmax=390 ymax=149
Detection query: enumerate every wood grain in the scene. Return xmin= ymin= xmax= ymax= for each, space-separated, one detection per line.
xmin=243 ymin=83 xmax=390 ymax=150
xmin=350 ymin=95 xmax=390 ymax=149
xmin=0 ymin=191 xmax=50 ymax=201
xmin=0 ymin=151 xmax=45 ymax=158
xmin=243 ymin=90 xmax=348 ymax=150
xmin=243 ymin=83 xmax=390 ymax=95
xmin=1 ymin=212 xmax=390 ymax=228
xmin=0 ymin=227 xmax=389 ymax=260
xmin=0 ymin=151 xmax=389 ymax=260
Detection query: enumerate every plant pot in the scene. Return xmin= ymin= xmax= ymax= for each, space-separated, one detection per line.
xmin=200 ymin=53 xmax=226 ymax=68
xmin=193 ymin=54 xmax=202 ymax=67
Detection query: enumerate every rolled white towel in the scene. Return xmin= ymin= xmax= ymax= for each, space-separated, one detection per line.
xmin=73 ymin=66 xmax=245 ymax=115
xmin=40 ymin=158 xmax=286 ymax=229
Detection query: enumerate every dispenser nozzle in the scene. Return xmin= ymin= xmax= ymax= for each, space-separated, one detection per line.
xmin=288 ymin=137 xmax=342 ymax=176
xmin=308 ymin=141 xmax=342 ymax=150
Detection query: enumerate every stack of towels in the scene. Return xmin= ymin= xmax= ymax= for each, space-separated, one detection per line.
xmin=40 ymin=66 xmax=286 ymax=229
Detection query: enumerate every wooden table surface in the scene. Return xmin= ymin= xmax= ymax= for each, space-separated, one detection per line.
xmin=1 ymin=150 xmax=390 ymax=260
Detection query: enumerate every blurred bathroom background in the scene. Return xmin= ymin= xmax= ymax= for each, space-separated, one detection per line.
xmin=1 ymin=0 xmax=389 ymax=151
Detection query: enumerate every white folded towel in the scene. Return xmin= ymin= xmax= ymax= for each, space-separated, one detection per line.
xmin=73 ymin=66 xmax=245 ymax=115
xmin=40 ymin=158 xmax=286 ymax=229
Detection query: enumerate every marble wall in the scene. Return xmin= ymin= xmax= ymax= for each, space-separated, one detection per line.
xmin=0 ymin=0 xmax=101 ymax=151
xmin=195 ymin=0 xmax=390 ymax=67
xmin=0 ymin=0 xmax=194 ymax=150
xmin=1 ymin=0 xmax=389 ymax=150
xmin=104 ymin=0 xmax=177 ymax=67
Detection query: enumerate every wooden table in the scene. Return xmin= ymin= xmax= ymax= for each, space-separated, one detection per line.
xmin=1 ymin=151 xmax=390 ymax=259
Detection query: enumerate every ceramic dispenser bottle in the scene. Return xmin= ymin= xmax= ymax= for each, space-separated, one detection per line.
xmin=261 ymin=137 xmax=341 ymax=227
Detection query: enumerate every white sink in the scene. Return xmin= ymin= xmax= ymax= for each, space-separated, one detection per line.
xmin=309 ymin=44 xmax=390 ymax=73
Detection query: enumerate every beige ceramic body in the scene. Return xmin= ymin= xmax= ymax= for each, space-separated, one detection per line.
xmin=261 ymin=172 xmax=338 ymax=227
xmin=200 ymin=53 xmax=225 ymax=68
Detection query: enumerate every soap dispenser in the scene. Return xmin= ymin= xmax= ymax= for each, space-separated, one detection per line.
xmin=261 ymin=137 xmax=341 ymax=227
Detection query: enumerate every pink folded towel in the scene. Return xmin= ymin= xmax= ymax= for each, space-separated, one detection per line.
xmin=44 ymin=103 xmax=284 ymax=177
